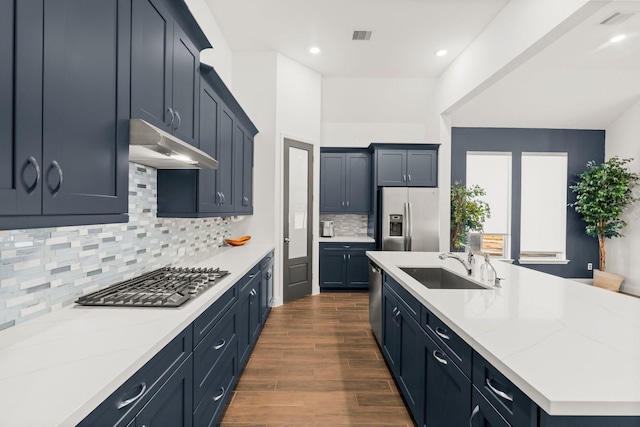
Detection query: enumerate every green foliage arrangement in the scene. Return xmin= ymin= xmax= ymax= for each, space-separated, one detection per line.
xmin=450 ymin=182 xmax=491 ymax=252
xmin=569 ymin=156 xmax=639 ymax=272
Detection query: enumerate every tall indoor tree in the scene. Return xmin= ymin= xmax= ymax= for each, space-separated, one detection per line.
xmin=450 ymin=182 xmax=491 ymax=252
xmin=570 ymin=156 xmax=639 ymax=272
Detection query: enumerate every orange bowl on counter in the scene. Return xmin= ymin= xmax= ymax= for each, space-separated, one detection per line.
xmin=224 ymin=235 xmax=251 ymax=246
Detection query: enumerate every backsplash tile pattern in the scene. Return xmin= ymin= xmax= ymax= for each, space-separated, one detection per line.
xmin=0 ymin=164 xmax=231 ymax=331
xmin=319 ymin=214 xmax=368 ymax=236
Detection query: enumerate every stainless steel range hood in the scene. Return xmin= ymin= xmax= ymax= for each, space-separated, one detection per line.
xmin=129 ymin=119 xmax=218 ymax=169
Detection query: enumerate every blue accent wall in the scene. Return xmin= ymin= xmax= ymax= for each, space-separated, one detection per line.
xmin=451 ymin=127 xmax=605 ymax=278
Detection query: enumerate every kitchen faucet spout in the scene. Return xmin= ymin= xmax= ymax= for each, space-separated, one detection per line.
xmin=438 ymin=252 xmax=473 ymax=276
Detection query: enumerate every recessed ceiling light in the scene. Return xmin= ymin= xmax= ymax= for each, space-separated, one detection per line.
xmin=435 ymin=49 xmax=448 ymax=57
xmin=310 ymin=46 xmax=321 ymax=54
xmin=610 ymin=34 xmax=626 ymax=43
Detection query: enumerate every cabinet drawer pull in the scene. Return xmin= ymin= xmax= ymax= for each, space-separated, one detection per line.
xmin=117 ymin=382 xmax=147 ymax=410
xmin=213 ymin=387 xmax=225 ymax=402
xmin=486 ymin=378 xmax=514 ymax=402
xmin=167 ymin=107 xmax=174 ymax=127
xmin=434 ymin=327 xmax=450 ymax=340
xmin=174 ymin=110 xmax=181 ymax=130
xmin=22 ymin=156 xmax=41 ymax=195
xmin=46 ymin=160 xmax=63 ymax=196
xmin=432 ymin=350 xmax=448 ymax=365
xmin=213 ymin=339 xmax=226 ymax=350
xmin=469 ymin=404 xmax=480 ymax=427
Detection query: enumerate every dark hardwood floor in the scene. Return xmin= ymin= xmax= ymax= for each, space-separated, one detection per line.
xmin=219 ymin=292 xmax=414 ymax=426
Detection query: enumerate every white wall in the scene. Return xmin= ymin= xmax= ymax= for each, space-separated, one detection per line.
xmin=275 ymin=54 xmax=323 ymax=301
xmin=321 ymin=78 xmax=438 ymax=147
xmin=184 ymin=0 xmax=234 ymax=87
xmin=605 ymin=99 xmax=640 ymax=296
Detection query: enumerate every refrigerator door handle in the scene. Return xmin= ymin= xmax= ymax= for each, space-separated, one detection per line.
xmin=407 ymin=202 xmax=412 ymax=251
xmin=403 ymin=202 xmax=408 ymax=251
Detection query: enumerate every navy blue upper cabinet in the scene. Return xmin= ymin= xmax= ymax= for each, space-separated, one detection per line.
xmin=375 ymin=147 xmax=438 ymax=187
xmin=157 ymin=65 xmax=258 ymax=218
xmin=131 ymin=0 xmax=207 ymax=147
xmin=1 ymin=0 xmax=130 ymax=230
xmin=320 ymin=150 xmax=371 ymax=214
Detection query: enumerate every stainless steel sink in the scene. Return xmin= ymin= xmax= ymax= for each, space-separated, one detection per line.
xmin=399 ymin=267 xmax=489 ymax=290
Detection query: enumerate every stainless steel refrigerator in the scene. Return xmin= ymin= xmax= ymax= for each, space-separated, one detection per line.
xmin=381 ymin=187 xmax=439 ymax=251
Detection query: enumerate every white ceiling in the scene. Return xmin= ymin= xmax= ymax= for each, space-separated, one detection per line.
xmin=452 ymin=1 xmax=640 ymax=129
xmin=206 ymin=0 xmax=509 ymax=78
xmin=206 ymin=0 xmax=640 ymax=129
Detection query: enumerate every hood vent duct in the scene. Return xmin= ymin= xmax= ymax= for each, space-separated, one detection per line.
xmin=352 ymin=30 xmax=372 ymax=41
xmin=599 ymin=12 xmax=634 ymax=25
xmin=129 ymin=119 xmax=219 ymax=170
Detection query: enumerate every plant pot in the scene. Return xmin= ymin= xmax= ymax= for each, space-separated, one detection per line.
xmin=592 ymin=269 xmax=624 ymax=292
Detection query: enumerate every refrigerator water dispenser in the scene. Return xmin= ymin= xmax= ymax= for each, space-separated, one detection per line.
xmin=389 ymin=214 xmax=404 ymax=236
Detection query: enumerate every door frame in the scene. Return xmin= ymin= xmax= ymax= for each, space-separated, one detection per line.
xmin=282 ymin=138 xmax=314 ymax=303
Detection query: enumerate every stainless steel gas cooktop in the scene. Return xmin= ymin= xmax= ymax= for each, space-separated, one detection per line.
xmin=75 ymin=267 xmax=230 ymax=307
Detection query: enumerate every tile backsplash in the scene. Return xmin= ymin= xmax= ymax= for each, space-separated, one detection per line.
xmin=319 ymin=214 xmax=369 ymax=236
xmin=0 ymin=164 xmax=231 ymax=331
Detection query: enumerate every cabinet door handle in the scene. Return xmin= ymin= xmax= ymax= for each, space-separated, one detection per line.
xmin=408 ymin=174 xmax=412 ymax=182
xmin=174 ymin=110 xmax=181 ymax=130
xmin=243 ymin=196 xmax=249 ymax=205
xmin=117 ymin=382 xmax=147 ymax=409
xmin=342 ymin=201 xmax=345 ymax=206
xmin=469 ymin=405 xmax=480 ymax=427
xmin=213 ymin=339 xmax=226 ymax=350
xmin=46 ymin=160 xmax=63 ymax=196
xmin=402 ymin=174 xmax=406 ymax=182
xmin=486 ymin=378 xmax=514 ymax=402
xmin=167 ymin=107 xmax=175 ymax=127
xmin=346 ymin=201 xmax=349 ymax=207
xmin=221 ymin=192 xmax=226 ymax=204
xmin=434 ymin=327 xmax=450 ymax=341
xmin=22 ymin=156 xmax=41 ymax=195
xmin=213 ymin=387 xmax=225 ymax=402
xmin=348 ymin=253 xmax=351 ymax=261
xmin=432 ymin=350 xmax=448 ymax=365
xmin=392 ymin=307 xmax=398 ymax=315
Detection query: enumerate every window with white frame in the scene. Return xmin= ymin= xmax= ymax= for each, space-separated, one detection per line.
xmin=519 ymin=152 xmax=569 ymax=263
xmin=466 ymin=152 xmax=512 ymax=258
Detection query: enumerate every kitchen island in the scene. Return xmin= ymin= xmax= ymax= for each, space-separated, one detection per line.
xmin=367 ymin=251 xmax=640 ymax=424
xmin=0 ymin=243 xmax=274 ymax=427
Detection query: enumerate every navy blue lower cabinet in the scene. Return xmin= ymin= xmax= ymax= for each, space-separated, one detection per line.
xmin=471 ymin=386 xmax=511 ymax=427
xmin=260 ymin=252 xmax=274 ymax=324
xmin=539 ymin=412 xmax=640 ymax=427
xmin=319 ymin=243 xmax=375 ymax=291
xmin=237 ymin=268 xmax=262 ymax=368
xmin=397 ymin=310 xmax=426 ymax=426
xmin=424 ymin=331 xmax=471 ymax=427
xmin=135 ymin=356 xmax=193 ymax=427
xmin=381 ymin=285 xmax=401 ymax=376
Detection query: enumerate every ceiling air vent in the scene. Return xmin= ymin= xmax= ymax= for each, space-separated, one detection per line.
xmin=599 ymin=12 xmax=634 ymax=25
xmin=352 ymin=30 xmax=372 ymax=41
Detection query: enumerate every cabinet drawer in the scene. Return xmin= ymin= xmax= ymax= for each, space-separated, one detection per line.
xmin=194 ymin=310 xmax=237 ymax=407
xmin=259 ymin=250 xmax=274 ymax=270
xmin=193 ymin=284 xmax=237 ymax=347
xmin=473 ymin=352 xmax=537 ymax=427
xmin=193 ymin=342 xmax=238 ymax=427
xmin=239 ymin=264 xmax=261 ymax=294
xmin=421 ymin=306 xmax=472 ymax=378
xmin=384 ymin=273 xmax=420 ymax=322
xmin=78 ymin=326 xmax=192 ymax=427
xmin=471 ymin=386 xmax=511 ymax=427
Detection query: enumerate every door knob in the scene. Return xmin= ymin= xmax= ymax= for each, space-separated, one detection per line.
xmin=284 ymin=238 xmax=290 ymax=243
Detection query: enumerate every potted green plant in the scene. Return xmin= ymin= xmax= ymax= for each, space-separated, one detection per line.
xmin=570 ymin=156 xmax=639 ymax=280
xmin=450 ymin=181 xmax=491 ymax=252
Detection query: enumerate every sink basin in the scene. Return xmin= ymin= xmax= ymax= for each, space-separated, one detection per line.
xmin=399 ymin=267 xmax=489 ymax=290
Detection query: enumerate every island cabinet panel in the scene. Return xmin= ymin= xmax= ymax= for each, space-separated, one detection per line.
xmin=473 ymin=352 xmax=537 ymax=427
xmin=421 ymin=305 xmax=472 ymax=378
xmin=1 ymin=0 xmax=129 ymax=229
xmin=471 ymin=386 xmax=511 ymax=427
xmin=381 ymin=284 xmax=401 ymax=375
xmin=423 ymin=330 xmax=471 ymax=427
xmin=397 ymin=309 xmax=426 ymax=426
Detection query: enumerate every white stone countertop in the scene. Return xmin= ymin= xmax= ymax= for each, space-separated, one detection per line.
xmin=367 ymin=251 xmax=640 ymax=417
xmin=0 ymin=243 xmax=274 ymax=427
xmin=318 ymin=236 xmax=375 ymax=243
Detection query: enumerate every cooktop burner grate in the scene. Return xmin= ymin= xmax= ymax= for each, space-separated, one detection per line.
xmin=75 ymin=267 xmax=230 ymax=307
